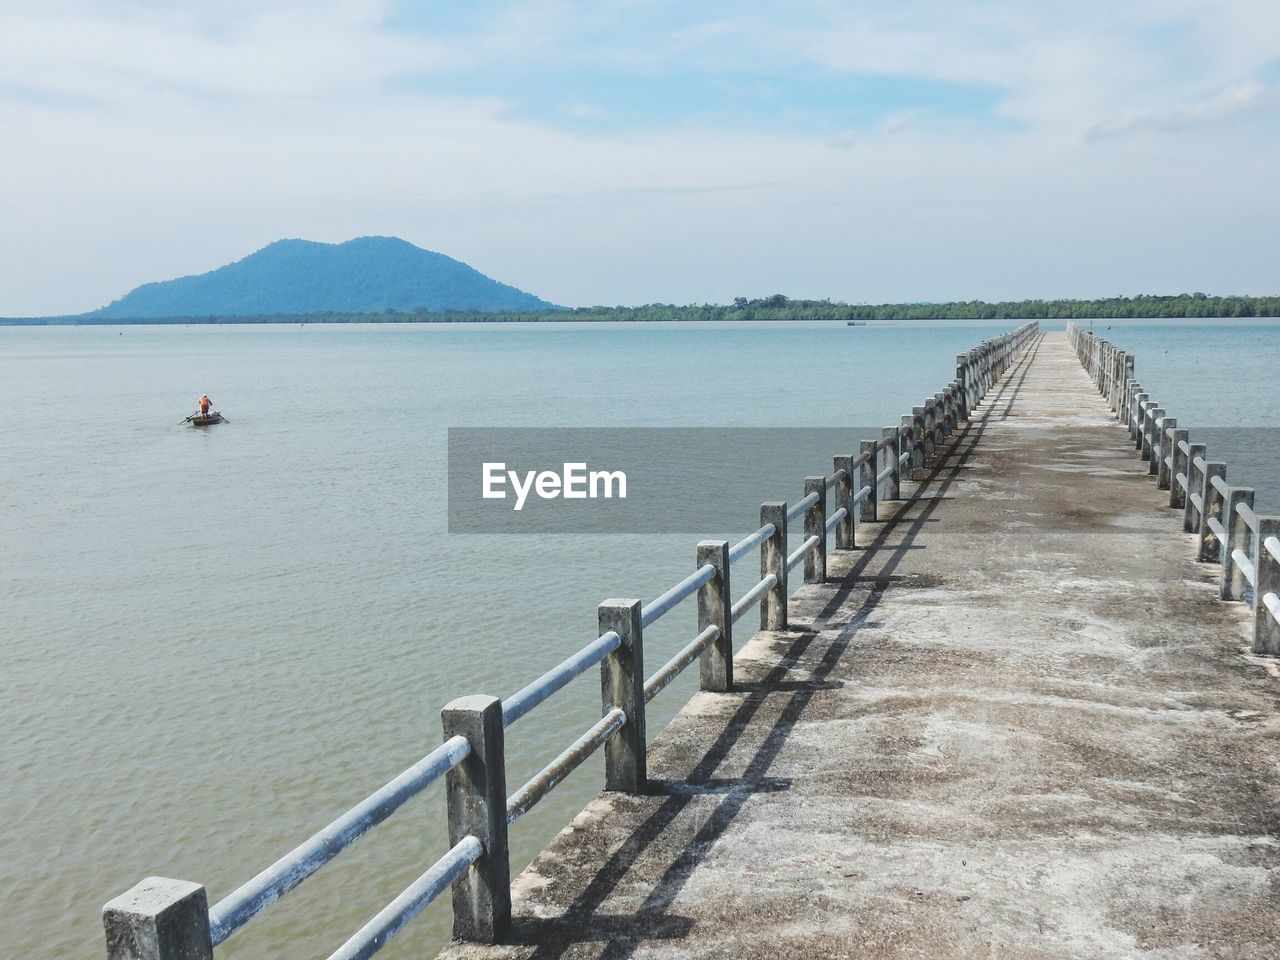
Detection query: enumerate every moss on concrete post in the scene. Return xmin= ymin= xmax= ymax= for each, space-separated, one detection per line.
xmin=803 ymin=476 xmax=826 ymax=584
xmin=441 ymin=695 xmax=510 ymax=942
xmin=759 ymin=501 xmax=788 ymax=631
xmin=598 ymin=599 xmax=646 ymax=792
xmin=832 ymin=455 xmax=854 ymax=549
xmin=697 ymin=541 xmax=732 ymax=692
xmin=859 ymin=440 xmax=877 ymax=523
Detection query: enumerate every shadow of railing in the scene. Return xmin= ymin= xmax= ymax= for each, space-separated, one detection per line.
xmin=504 ymin=335 xmax=1044 ymax=959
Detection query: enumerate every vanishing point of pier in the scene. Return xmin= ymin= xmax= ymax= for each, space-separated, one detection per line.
xmin=105 ymin=327 xmax=1280 ymax=960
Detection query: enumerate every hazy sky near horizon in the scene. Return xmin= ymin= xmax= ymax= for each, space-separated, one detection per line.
xmin=2 ymin=1 xmax=1279 ymax=315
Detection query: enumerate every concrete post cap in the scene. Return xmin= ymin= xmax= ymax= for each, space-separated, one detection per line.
xmin=104 ymin=878 xmax=205 ymax=919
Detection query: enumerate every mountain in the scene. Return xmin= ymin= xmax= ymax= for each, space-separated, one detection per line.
xmin=88 ymin=237 xmax=555 ymax=318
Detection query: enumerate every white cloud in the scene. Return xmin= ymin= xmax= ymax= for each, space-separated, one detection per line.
xmin=2 ymin=1 xmax=1280 ymax=314
xmin=1088 ymin=81 xmax=1272 ymax=139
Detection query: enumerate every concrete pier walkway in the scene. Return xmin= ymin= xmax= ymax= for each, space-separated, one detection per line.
xmin=438 ymin=332 xmax=1280 ymax=960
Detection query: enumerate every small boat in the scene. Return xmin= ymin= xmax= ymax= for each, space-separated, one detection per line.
xmin=190 ymin=412 xmax=225 ymax=426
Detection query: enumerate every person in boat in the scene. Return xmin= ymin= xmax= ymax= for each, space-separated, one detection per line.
xmin=198 ymin=394 xmax=211 ymax=417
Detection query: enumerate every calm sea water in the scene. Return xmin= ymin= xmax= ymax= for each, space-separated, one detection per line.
xmin=1075 ymin=319 xmax=1280 ymax=501
xmin=1 ymin=319 xmax=1276 ymax=960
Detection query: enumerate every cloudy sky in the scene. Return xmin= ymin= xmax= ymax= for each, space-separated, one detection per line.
xmin=2 ymin=1 xmax=1278 ymax=315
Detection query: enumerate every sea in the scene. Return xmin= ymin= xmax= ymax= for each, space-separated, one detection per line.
xmin=1 ymin=318 xmax=1277 ymax=959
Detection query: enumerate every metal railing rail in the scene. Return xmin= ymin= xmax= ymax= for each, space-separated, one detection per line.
xmin=205 ymin=735 xmax=471 ymax=946
xmin=102 ymin=321 xmax=1039 ymax=960
xmin=1066 ymin=322 xmax=1280 ymax=658
xmin=501 ymin=631 xmax=621 ymax=727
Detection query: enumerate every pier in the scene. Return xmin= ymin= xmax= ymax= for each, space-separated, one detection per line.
xmin=103 ymin=325 xmax=1280 ymax=960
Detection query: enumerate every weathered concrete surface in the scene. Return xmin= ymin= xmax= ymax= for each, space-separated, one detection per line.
xmin=438 ymin=333 xmax=1280 ymax=960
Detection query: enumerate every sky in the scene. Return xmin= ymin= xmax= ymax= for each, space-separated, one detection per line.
xmin=1 ymin=0 xmax=1278 ymax=315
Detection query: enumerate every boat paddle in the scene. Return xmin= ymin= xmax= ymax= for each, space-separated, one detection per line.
xmin=179 ymin=414 xmax=195 ymax=424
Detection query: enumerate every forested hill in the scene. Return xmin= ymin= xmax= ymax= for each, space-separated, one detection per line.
xmin=85 ymin=237 xmax=554 ymax=318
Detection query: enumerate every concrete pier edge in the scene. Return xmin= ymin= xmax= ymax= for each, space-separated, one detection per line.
xmin=436 ymin=331 xmax=1280 ymax=960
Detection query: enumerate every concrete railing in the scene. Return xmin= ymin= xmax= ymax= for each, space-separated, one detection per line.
xmin=1066 ymin=322 xmax=1280 ymax=656
xmin=102 ymin=321 xmax=1040 ymax=960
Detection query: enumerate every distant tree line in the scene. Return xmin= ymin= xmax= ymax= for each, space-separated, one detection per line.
xmin=6 ymin=292 xmax=1279 ymax=325
xmin=529 ymin=293 xmax=1280 ymax=321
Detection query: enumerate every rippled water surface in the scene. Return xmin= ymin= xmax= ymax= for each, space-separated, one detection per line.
xmin=1080 ymin=319 xmax=1280 ymax=509
xmin=1 ymin=319 xmax=1276 ymax=959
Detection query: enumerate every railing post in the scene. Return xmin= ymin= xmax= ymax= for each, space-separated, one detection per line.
xmin=1253 ymin=518 xmax=1280 ymax=656
xmin=1222 ymin=488 xmax=1255 ymax=600
xmin=1197 ymin=462 xmax=1227 ymax=561
xmin=910 ymin=408 xmax=925 ymax=477
xmin=1156 ymin=417 xmax=1176 ymax=489
xmin=598 ymin=599 xmax=646 ymax=792
xmin=1183 ymin=443 xmax=1206 ymax=532
xmin=760 ymin=502 xmax=788 ymax=630
xmin=1109 ymin=351 xmax=1125 ymax=410
xmin=882 ymin=426 xmax=901 ymax=500
xmin=803 ymin=476 xmax=826 ymax=584
xmin=1145 ymin=408 xmax=1164 ymax=473
xmin=103 ymin=878 xmax=212 ymax=960
xmin=697 ymin=541 xmax=732 ymax=692
xmin=1114 ymin=352 xmax=1128 ymax=412
xmin=920 ymin=404 xmax=936 ymax=460
xmin=900 ymin=414 xmax=915 ymax=482
xmin=1138 ymin=401 xmax=1155 ymax=455
xmin=955 ymin=355 xmax=970 ymax=420
xmin=934 ymin=393 xmax=948 ymax=445
xmin=859 ymin=439 xmax=877 ymax=522
xmin=832 ymin=456 xmax=854 ymax=549
xmin=441 ymin=694 xmax=510 ymax=942
xmin=1169 ymin=429 xmax=1190 ymax=509
xmin=1131 ymin=392 xmax=1147 ymax=443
